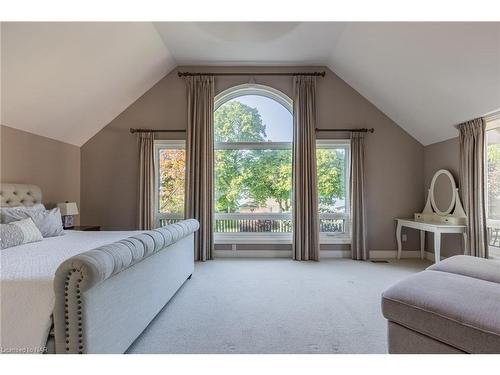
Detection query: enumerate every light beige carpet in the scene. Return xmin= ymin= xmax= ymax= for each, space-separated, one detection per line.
xmin=127 ymin=258 xmax=430 ymax=354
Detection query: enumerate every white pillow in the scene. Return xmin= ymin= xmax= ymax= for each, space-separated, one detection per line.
xmin=28 ymin=208 xmax=65 ymax=237
xmin=1 ymin=205 xmax=64 ymax=237
xmin=0 ymin=204 xmax=46 ymax=223
xmin=0 ymin=218 xmax=43 ymax=249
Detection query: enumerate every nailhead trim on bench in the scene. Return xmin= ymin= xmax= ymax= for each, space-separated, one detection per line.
xmin=64 ymin=269 xmax=84 ymax=354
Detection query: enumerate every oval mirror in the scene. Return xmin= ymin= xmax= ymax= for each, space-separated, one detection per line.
xmin=430 ymin=169 xmax=456 ymax=215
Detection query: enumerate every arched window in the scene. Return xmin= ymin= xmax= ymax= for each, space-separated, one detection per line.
xmin=214 ymin=84 xmax=293 ymax=240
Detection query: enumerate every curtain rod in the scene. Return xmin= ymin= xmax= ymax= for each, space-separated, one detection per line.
xmin=130 ymin=127 xmax=374 ymax=134
xmin=315 ymin=128 xmax=374 ymax=133
xmin=178 ymin=71 xmax=326 ymax=77
xmin=130 ymin=128 xmax=186 ymax=133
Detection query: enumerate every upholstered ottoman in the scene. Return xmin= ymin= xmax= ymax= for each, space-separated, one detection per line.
xmin=382 ymin=256 xmax=500 ymax=354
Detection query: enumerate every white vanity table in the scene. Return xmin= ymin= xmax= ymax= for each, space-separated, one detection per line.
xmin=395 ymin=169 xmax=467 ymax=263
xmin=395 ymin=218 xmax=467 ymax=262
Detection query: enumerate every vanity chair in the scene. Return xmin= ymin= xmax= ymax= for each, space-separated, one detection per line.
xmin=395 ymin=169 xmax=467 ymax=263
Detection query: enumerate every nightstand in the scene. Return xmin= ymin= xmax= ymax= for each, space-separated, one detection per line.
xmin=67 ymin=225 xmax=101 ymax=231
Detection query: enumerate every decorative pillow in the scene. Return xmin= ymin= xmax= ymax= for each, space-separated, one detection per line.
xmin=28 ymin=208 xmax=65 ymax=237
xmin=1 ymin=206 xmax=64 ymax=237
xmin=0 ymin=218 xmax=43 ymax=249
xmin=1 ymin=203 xmax=46 ymax=223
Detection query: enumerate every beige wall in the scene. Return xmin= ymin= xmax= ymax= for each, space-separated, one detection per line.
xmin=1 ymin=125 xmax=81 ymax=223
xmin=81 ymin=66 xmax=425 ymax=251
xmin=423 ymin=137 xmax=463 ymax=257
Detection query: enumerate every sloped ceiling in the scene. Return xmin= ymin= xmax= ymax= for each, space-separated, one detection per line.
xmin=1 ymin=22 xmax=176 ymax=146
xmin=327 ymin=22 xmax=500 ymax=145
xmin=2 ymin=22 xmax=499 ymax=146
xmin=155 ymin=22 xmax=500 ymax=146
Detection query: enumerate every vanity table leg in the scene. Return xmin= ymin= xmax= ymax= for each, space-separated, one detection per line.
xmin=420 ymin=231 xmax=425 ymax=260
xmin=462 ymin=231 xmax=468 ymax=255
xmin=434 ymin=231 xmax=441 ymax=263
xmin=396 ymin=221 xmax=402 ymax=260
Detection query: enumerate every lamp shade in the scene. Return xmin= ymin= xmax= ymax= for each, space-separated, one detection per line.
xmin=57 ymin=202 xmax=79 ymax=216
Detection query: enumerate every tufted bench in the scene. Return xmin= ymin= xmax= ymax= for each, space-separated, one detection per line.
xmin=382 ymin=255 xmax=500 ymax=354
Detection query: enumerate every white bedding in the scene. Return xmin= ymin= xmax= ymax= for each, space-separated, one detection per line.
xmin=0 ymin=230 xmax=139 ymax=353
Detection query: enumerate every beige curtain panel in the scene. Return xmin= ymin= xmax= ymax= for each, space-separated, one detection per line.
xmin=185 ymin=76 xmax=215 ymax=261
xmin=138 ymin=131 xmax=155 ymax=230
xmin=459 ymin=118 xmax=489 ymax=258
xmin=350 ymin=132 xmax=368 ymax=260
xmin=292 ymin=76 xmax=320 ymax=261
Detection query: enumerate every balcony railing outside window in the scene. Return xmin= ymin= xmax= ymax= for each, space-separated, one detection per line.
xmin=158 ymin=212 xmax=349 ymax=236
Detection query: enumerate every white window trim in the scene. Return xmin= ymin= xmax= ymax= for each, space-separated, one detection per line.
xmin=215 ymin=83 xmax=293 ymax=114
xmin=214 ymin=84 xmax=294 ymax=243
xmin=213 ymin=140 xmax=351 ymax=245
xmin=317 ymin=139 xmax=351 ymax=244
xmin=153 ymin=139 xmax=352 ymax=244
xmin=215 ymin=142 xmax=292 ymax=150
xmin=154 ymin=140 xmax=186 ymax=228
xmin=485 ymin=115 xmax=500 ymax=259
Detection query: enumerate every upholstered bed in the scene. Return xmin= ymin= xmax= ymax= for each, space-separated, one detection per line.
xmin=0 ymin=183 xmax=198 ymax=354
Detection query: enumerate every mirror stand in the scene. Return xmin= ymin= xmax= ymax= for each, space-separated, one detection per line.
xmin=415 ymin=169 xmax=467 ymax=225
xmin=397 ymin=169 xmax=468 ymax=263
xmin=417 ymin=187 xmax=467 ymax=225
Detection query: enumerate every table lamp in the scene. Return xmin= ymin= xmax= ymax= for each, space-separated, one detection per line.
xmin=57 ymin=201 xmax=79 ymax=229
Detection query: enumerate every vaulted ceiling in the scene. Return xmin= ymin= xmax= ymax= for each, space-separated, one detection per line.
xmin=1 ymin=22 xmax=175 ymax=146
xmin=2 ymin=22 xmax=499 ymax=146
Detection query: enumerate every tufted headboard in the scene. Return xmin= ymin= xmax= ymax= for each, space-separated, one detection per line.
xmin=0 ymin=183 xmax=43 ymax=207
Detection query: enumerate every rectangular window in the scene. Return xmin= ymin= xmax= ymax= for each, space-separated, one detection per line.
xmin=213 ymin=139 xmax=351 ymax=244
xmin=214 ymin=142 xmax=293 ymax=243
xmin=317 ymin=140 xmax=351 ymax=243
xmin=154 ymin=140 xmax=351 ymax=244
xmin=154 ymin=140 xmax=186 ymax=228
xmin=486 ymin=116 xmax=500 ymax=259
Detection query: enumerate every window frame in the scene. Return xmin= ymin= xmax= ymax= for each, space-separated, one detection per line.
xmin=154 ymin=140 xmax=186 ymax=228
xmin=316 ymin=139 xmax=351 ymax=244
xmin=213 ymin=138 xmax=352 ymax=245
xmin=214 ymin=83 xmax=293 ymax=113
xmin=213 ymin=84 xmax=294 ymax=244
xmin=485 ymin=114 xmax=500 ymax=259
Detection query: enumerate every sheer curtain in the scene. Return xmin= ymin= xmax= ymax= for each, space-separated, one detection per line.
xmin=459 ymin=118 xmax=488 ymax=258
xmin=292 ymin=76 xmax=320 ymax=261
xmin=350 ymin=132 xmax=368 ymax=260
xmin=138 ymin=131 xmax=155 ymax=230
xmin=185 ymin=76 xmax=215 ymax=261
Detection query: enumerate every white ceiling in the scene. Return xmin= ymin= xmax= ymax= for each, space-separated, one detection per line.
xmin=1 ymin=22 xmax=175 ymax=146
xmin=2 ymin=22 xmax=499 ymax=146
xmin=154 ymin=22 xmax=346 ymax=65
xmin=326 ymin=22 xmax=500 ymax=145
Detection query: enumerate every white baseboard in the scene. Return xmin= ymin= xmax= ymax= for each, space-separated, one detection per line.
xmin=321 ymin=250 xmax=351 ymax=258
xmin=214 ymin=250 xmax=292 ymax=258
xmin=369 ymin=250 xmax=426 ymax=259
xmin=214 ymin=249 xmax=351 ymax=258
xmin=370 ymin=250 xmax=447 ymax=261
xmin=214 ymin=249 xmax=439 ymax=260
